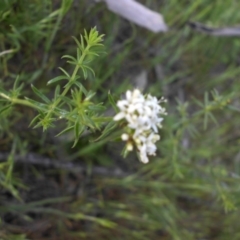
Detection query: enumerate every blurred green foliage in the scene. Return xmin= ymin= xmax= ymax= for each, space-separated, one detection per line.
xmin=1 ymin=0 xmax=240 ymax=239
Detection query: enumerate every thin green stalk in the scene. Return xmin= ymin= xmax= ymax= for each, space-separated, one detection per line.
xmin=42 ymin=3 xmax=65 ymax=68
xmin=0 ymin=93 xmax=40 ymax=110
xmin=45 ymin=45 xmax=90 ymax=119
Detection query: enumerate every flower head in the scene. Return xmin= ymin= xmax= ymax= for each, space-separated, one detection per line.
xmin=114 ymin=89 xmax=167 ymax=163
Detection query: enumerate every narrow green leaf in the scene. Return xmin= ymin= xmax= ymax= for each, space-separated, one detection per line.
xmin=31 ymin=85 xmax=51 ymax=103
xmin=62 ymin=55 xmax=77 ymax=63
xmin=192 ymin=97 xmax=204 ymax=107
xmin=88 ymin=104 xmax=105 ymax=112
xmin=83 ymin=65 xmax=95 ymax=77
xmin=54 ymin=85 xmax=60 ymax=100
xmin=77 ymin=48 xmax=81 ymax=60
xmin=72 ymin=36 xmax=82 ymax=50
xmin=13 ymin=75 xmax=23 ymax=91
xmin=62 ymin=0 xmax=73 ymax=15
xmin=56 ymin=125 xmax=74 ymax=137
xmin=80 ymin=35 xmax=85 ymax=51
xmin=203 ymin=112 xmax=208 ymax=130
xmin=91 ymin=121 xmax=117 ymax=142
xmin=83 ymin=115 xmax=96 ymax=129
xmin=72 ymin=124 xmax=84 ymax=147
xmin=92 ymin=116 xmax=112 ymax=123
xmin=24 ymin=97 xmax=47 ymax=111
xmin=74 ymin=121 xmax=80 ymax=139
xmin=60 ymin=95 xmax=73 ymax=106
xmin=80 ymin=65 xmax=88 ymax=79
xmin=47 ymin=75 xmax=69 ymax=85
xmin=204 ymin=92 xmax=209 ymax=105
xmin=208 ymin=112 xmax=218 ymax=125
xmin=33 ymin=121 xmax=45 ymax=130
xmin=74 ymin=82 xmax=88 ymax=96
xmin=85 ymin=91 xmax=96 ymax=101
xmin=84 ymin=29 xmax=89 ymax=43
xmin=67 ymin=60 xmax=77 ymax=65
xmin=59 ymin=67 xmax=70 ymax=77
xmin=108 ymin=92 xmax=118 ymax=112
xmin=0 ymin=104 xmax=11 ymax=114
xmin=29 ymin=114 xmax=41 ymax=128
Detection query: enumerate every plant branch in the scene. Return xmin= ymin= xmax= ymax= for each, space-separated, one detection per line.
xmin=0 ymin=152 xmax=128 ymax=178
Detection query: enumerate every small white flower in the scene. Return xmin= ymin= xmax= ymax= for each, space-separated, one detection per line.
xmin=121 ymin=133 xmax=129 ymax=141
xmin=126 ymin=142 xmax=134 ymax=151
xmin=113 ymin=112 xmax=125 ymax=121
xmin=139 ymin=147 xmax=149 ymax=164
xmin=114 ymin=89 xmax=167 ymax=163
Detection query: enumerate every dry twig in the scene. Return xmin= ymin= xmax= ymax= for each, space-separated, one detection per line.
xmin=0 ymin=152 xmax=128 ymax=177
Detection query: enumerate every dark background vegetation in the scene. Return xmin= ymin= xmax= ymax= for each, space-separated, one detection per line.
xmin=1 ymin=0 xmax=240 ymax=239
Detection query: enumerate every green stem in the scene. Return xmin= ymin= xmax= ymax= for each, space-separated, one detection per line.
xmin=45 ymin=45 xmax=90 ymax=118
xmin=0 ymin=93 xmax=40 ymax=110
xmin=13 ymin=98 xmax=41 ymax=110
xmin=0 ymin=43 xmax=91 ymax=120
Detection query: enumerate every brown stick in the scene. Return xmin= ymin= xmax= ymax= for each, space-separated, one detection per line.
xmin=0 ymin=152 xmax=128 ymax=177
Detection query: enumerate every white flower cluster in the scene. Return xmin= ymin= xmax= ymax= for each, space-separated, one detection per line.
xmin=114 ymin=89 xmax=167 ymax=163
